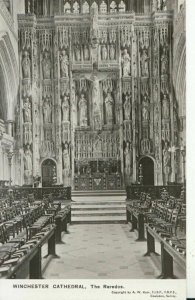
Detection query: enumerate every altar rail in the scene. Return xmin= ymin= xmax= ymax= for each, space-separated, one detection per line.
xmin=126 ymin=185 xmax=182 ymax=200
xmin=0 ymin=187 xmax=71 ymax=201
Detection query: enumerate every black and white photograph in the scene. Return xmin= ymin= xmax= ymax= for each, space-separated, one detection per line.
xmin=0 ymin=0 xmax=189 ymax=299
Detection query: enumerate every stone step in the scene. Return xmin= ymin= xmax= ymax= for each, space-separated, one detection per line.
xmin=72 ymin=215 xmax=127 ymax=223
xmin=72 ymin=210 xmax=126 ymax=216
xmin=71 ymin=191 xmax=127 ymax=223
xmin=71 ymin=206 xmax=126 ymax=210
xmin=72 ymin=197 xmax=126 ymax=201
xmin=72 ymin=190 xmax=126 ymax=198
xmin=71 ymin=201 xmax=126 ymax=206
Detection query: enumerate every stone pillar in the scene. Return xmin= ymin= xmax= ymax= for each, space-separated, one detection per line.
xmin=7 ymin=150 xmax=14 ymax=187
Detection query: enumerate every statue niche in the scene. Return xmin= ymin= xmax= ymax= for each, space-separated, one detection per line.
xmin=161 ymin=45 xmax=169 ymax=75
xmin=63 ymin=142 xmax=71 ymax=171
xmin=42 ymin=51 xmax=51 ymax=79
xmin=78 ymin=94 xmax=88 ymax=127
xmin=43 ymin=96 xmax=52 ymax=123
xmin=162 ymin=93 xmax=170 ymax=119
xmin=23 ymin=144 xmax=33 ymax=185
xmin=163 ymin=140 xmax=171 ymax=184
xmin=61 ymin=95 xmax=70 ymax=122
xmin=140 ymin=48 xmax=149 ymax=77
xmin=104 ymin=91 xmax=114 ymax=125
xmin=23 ymin=97 xmax=32 ymax=123
xmin=83 ymin=45 xmax=90 ymax=61
xmin=62 ymin=142 xmax=71 ymax=187
xmin=124 ymin=141 xmax=132 ymax=177
xmin=123 ymin=94 xmax=131 ymax=121
xmin=142 ymin=93 xmax=150 ymax=122
xmin=109 ymin=44 xmax=116 ymax=60
xmin=121 ymin=48 xmax=131 ymax=77
xmin=101 ymin=44 xmax=108 ymax=61
xmin=60 ymin=50 xmax=69 ymax=78
xmin=22 ymin=50 xmax=31 ymax=79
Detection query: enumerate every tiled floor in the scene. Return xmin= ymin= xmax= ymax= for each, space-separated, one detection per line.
xmin=43 ymin=223 xmax=160 ymax=279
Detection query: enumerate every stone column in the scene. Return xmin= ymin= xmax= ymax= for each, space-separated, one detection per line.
xmin=7 ymin=150 xmax=14 ymax=187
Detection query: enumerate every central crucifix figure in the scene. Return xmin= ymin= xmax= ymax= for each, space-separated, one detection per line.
xmin=85 ymin=72 xmax=111 ymax=131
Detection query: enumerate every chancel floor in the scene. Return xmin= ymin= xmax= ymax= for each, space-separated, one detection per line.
xmin=43 ymin=223 xmax=160 ymax=279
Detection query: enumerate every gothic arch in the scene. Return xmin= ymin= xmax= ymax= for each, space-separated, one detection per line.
xmin=41 ymin=158 xmax=57 ymax=187
xmin=138 ymin=155 xmax=158 ymax=185
xmin=40 ymin=157 xmax=57 ymax=166
xmin=0 ymin=32 xmax=19 ymax=121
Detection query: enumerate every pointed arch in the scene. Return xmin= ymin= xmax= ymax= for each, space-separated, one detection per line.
xmin=0 ymin=32 xmax=19 ymax=121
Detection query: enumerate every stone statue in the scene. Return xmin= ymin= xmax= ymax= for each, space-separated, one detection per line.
xmin=60 ymin=50 xmax=69 ymax=77
xmin=163 ymin=143 xmax=170 ymax=166
xmin=83 ymin=45 xmax=90 ymax=60
xmin=140 ymin=48 xmax=149 ymax=77
xmin=100 ymin=0 xmax=107 ymax=14
xmin=162 ymin=0 xmax=167 ymax=11
xmin=79 ymin=94 xmax=88 ymax=126
xmin=109 ymin=44 xmax=115 ymax=60
xmin=142 ymin=94 xmax=150 ymax=121
xmin=34 ymin=109 xmax=39 ymax=133
xmin=75 ymin=46 xmax=81 ymax=61
xmin=163 ymin=141 xmax=170 ymax=184
xmin=24 ymin=144 xmax=32 ymax=172
xmin=63 ymin=143 xmax=70 ymax=171
xmin=123 ymin=95 xmax=131 ymax=120
xmin=141 ymin=138 xmax=151 ymax=154
xmin=90 ymin=4 xmax=99 ymax=47
xmin=162 ymin=94 xmax=169 ymax=119
xmin=22 ymin=51 xmax=31 ymax=79
xmin=62 ymin=95 xmax=70 ymax=122
xmin=119 ymin=0 xmax=126 ymax=12
xmin=64 ymin=2 xmax=71 ymax=13
xmin=124 ymin=141 xmax=131 ymax=175
xmin=92 ymin=76 xmax=101 ymax=130
xmin=73 ymin=1 xmax=80 ymax=13
xmin=157 ymin=0 xmax=161 ymax=10
xmin=84 ymin=73 xmax=110 ymax=130
xmin=23 ymin=97 xmax=31 ymax=123
xmin=43 ymin=97 xmax=52 ymax=123
xmin=83 ymin=1 xmax=89 ymax=13
xmin=71 ymin=82 xmax=77 ymax=126
xmin=101 ymin=45 xmax=108 ymax=60
xmin=42 ymin=51 xmax=51 ymax=79
xmin=161 ymin=46 xmax=168 ymax=75
xmin=105 ymin=92 xmax=114 ymax=125
xmin=153 ymin=58 xmax=158 ymax=77
xmin=122 ymin=49 xmax=131 ymax=77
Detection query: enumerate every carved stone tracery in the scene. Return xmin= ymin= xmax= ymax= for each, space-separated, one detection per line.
xmin=17 ymin=6 xmax=177 ymax=187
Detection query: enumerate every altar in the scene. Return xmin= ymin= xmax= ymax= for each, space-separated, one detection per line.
xmin=74 ymin=173 xmax=123 ymax=191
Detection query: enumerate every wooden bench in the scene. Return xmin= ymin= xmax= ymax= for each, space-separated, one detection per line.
xmin=55 ymin=206 xmax=71 ymax=243
xmin=144 ymin=224 xmax=186 ymax=279
xmin=0 ymin=224 xmax=58 ymax=279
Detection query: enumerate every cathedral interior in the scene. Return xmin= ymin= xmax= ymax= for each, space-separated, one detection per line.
xmin=0 ymin=0 xmax=186 ymax=281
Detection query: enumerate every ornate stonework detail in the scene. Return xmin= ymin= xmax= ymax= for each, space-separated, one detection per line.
xmin=22 ymin=50 xmax=31 ymax=79
xmin=17 ymin=6 xmax=176 ymax=187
